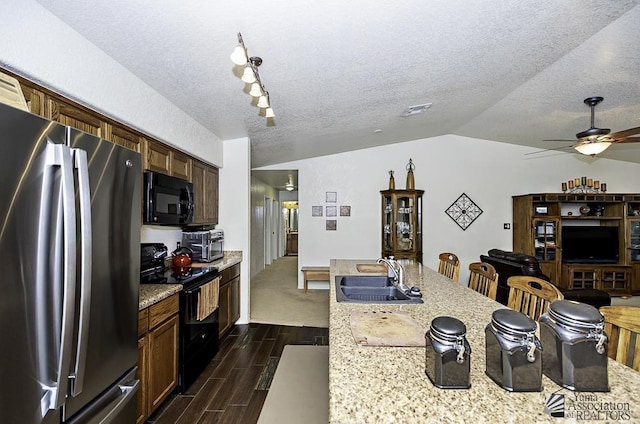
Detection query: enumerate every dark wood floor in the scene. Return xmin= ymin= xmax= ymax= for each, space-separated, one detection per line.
xmin=147 ymin=323 xmax=329 ymax=424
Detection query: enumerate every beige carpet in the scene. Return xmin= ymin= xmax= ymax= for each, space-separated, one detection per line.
xmin=250 ymin=256 xmax=329 ymax=328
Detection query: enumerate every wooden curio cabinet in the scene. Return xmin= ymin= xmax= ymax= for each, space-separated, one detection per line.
xmin=381 ymin=189 xmax=424 ymax=263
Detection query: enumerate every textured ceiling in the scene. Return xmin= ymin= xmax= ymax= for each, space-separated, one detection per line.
xmin=35 ymin=0 xmax=640 ymax=168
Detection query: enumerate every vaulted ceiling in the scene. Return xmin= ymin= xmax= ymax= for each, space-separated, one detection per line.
xmin=35 ymin=0 xmax=640 ymax=169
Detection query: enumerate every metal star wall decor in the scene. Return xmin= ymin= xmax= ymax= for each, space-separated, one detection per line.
xmin=445 ymin=193 xmax=483 ymax=231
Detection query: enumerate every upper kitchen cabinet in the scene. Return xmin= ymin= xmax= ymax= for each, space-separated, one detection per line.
xmin=142 ymin=138 xmax=192 ymax=181
xmin=107 ymin=123 xmax=142 ymax=153
xmin=143 ymin=138 xmax=171 ymax=175
xmin=170 ymin=150 xmax=192 ymax=182
xmin=17 ymin=80 xmax=45 ymax=115
xmin=47 ymin=96 xmax=108 ymax=138
xmin=191 ymin=160 xmax=219 ymax=225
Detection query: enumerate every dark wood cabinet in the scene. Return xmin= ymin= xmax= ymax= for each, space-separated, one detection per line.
xmin=47 ymin=96 xmax=108 ymax=138
xmin=286 ymin=232 xmax=298 ymax=255
xmin=562 ymin=265 xmax=630 ymax=295
xmin=218 ymin=264 xmax=241 ymax=338
xmin=192 ymin=160 xmax=219 ymax=225
xmin=381 ymin=189 xmax=424 ymax=262
xmin=9 ymin=68 xmax=220 ymax=226
xmin=170 ymin=150 xmax=192 ymax=181
xmin=108 ymin=123 xmax=142 ymax=153
xmin=137 ymin=294 xmax=179 ymax=423
xmin=513 ymin=193 xmax=640 ymax=295
xmin=143 ymin=138 xmax=171 ymax=175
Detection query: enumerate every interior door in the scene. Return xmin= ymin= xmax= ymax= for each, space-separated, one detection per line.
xmin=264 ymin=196 xmax=272 ymax=266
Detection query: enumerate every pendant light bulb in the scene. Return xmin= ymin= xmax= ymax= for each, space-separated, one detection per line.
xmin=265 ymin=107 xmax=275 ymax=118
xmin=241 ymin=66 xmax=257 ymax=83
xmin=257 ymin=95 xmax=269 ymax=108
xmin=249 ymin=83 xmax=263 ymax=97
xmin=230 ymin=45 xmax=248 ymax=65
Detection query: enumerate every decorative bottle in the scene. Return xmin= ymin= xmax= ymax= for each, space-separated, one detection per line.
xmin=406 ymin=158 xmax=415 ymax=190
xmin=388 ymin=170 xmax=395 ymax=190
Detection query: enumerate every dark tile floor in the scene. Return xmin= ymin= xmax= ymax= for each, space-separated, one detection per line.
xmin=147 ymin=323 xmax=329 ymax=424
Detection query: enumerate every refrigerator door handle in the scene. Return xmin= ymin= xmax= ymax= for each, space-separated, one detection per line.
xmin=43 ymin=141 xmax=77 ymax=410
xmin=99 ymin=379 xmax=140 ymax=424
xmin=70 ymin=148 xmax=92 ymax=397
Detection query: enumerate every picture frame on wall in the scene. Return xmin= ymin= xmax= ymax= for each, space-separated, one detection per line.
xmin=326 ymin=206 xmax=337 ymax=217
xmin=312 ymin=206 xmax=323 ymax=216
xmin=326 ymin=219 xmax=337 ymax=231
xmin=326 ymin=191 xmax=337 ymax=203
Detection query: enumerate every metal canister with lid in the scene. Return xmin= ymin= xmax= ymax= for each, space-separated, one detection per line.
xmin=539 ymin=300 xmax=609 ymax=392
xmin=425 ymin=316 xmax=471 ymax=389
xmin=485 ymin=309 xmax=542 ymax=392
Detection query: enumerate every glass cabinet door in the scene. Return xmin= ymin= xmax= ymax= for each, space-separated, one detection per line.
xmin=395 ymin=195 xmax=414 ymax=251
xmin=383 ymin=195 xmax=393 ymax=251
xmin=630 ymin=219 xmax=640 ymax=262
xmin=534 ymin=219 xmax=557 ymax=261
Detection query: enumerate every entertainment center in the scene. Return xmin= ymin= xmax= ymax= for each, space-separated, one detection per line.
xmin=513 ymin=193 xmax=640 ymax=296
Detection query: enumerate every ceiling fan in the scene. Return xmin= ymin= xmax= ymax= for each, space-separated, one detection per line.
xmin=543 ymin=97 xmax=640 ymax=156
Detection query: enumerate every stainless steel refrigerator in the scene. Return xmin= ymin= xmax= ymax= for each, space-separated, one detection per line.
xmin=0 ymin=102 xmax=142 ymax=423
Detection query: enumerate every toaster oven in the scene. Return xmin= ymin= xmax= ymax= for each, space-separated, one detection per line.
xmin=182 ymin=229 xmax=224 ymax=262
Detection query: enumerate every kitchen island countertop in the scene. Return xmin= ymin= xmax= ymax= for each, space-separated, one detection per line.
xmin=329 ymin=259 xmax=640 ymax=423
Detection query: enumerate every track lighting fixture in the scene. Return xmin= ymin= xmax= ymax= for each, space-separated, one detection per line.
xmin=230 ymin=32 xmax=275 ymax=120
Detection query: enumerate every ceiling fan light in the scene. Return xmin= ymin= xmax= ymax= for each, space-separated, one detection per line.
xmin=574 ymin=141 xmax=612 ymax=156
xmin=257 ymin=95 xmax=269 ymax=108
xmin=230 ymin=45 xmax=248 ymax=65
xmin=285 ymin=183 xmax=294 ymax=191
xmin=241 ymin=66 xmax=257 ymax=83
xmin=265 ymin=107 xmax=275 ymax=118
xmin=249 ymin=83 xmax=263 ymax=97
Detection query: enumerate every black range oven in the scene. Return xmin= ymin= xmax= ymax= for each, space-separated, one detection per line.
xmin=140 ymin=243 xmax=220 ymax=393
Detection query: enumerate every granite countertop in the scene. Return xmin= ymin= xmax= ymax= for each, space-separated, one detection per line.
xmin=329 ymin=259 xmax=640 ymax=423
xmin=139 ymin=251 xmax=242 ymax=310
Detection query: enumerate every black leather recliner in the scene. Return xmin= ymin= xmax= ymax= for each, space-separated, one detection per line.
xmin=480 ymin=249 xmax=611 ymax=309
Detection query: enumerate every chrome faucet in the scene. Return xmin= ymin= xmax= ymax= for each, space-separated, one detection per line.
xmin=377 ymin=257 xmax=409 ymax=293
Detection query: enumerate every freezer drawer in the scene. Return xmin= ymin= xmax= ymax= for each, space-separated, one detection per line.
xmin=65 ymin=367 xmax=139 ymax=424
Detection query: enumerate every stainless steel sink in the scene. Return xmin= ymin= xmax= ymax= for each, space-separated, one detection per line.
xmin=335 ymin=276 xmax=423 ymax=304
xmin=337 ymin=275 xmax=393 ymax=287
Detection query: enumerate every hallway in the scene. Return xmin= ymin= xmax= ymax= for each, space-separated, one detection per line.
xmin=250 ymin=256 xmax=329 ymax=328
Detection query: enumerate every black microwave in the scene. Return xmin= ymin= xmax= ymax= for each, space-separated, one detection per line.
xmin=143 ymin=171 xmax=194 ymax=225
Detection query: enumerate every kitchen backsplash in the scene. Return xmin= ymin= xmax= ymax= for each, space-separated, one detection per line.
xmin=140 ymin=225 xmax=182 ymax=251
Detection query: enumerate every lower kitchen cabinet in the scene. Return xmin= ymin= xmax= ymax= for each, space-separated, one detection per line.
xmin=137 ymin=294 xmax=179 ymax=424
xmin=218 ymin=264 xmax=241 ymax=338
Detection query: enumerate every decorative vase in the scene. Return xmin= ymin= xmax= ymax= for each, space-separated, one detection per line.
xmin=388 ymin=170 xmax=395 ymax=190
xmin=579 ymin=205 xmax=591 ymax=216
xmin=406 ymin=158 xmax=415 ymax=190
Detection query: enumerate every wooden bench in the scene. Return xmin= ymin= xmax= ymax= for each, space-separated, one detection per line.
xmin=257 ymin=345 xmax=329 ymax=424
xmin=301 ymin=266 xmax=330 ymax=293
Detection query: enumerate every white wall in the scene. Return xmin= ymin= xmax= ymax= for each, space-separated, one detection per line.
xmin=258 ymin=134 xmax=640 ymax=287
xmin=0 ymin=0 xmax=222 ymax=167
xmin=219 ymin=137 xmax=251 ymax=324
xmin=250 ymin=177 xmax=279 ymax=278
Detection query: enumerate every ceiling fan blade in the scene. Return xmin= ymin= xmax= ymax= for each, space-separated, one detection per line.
xmin=609 ymin=126 xmax=640 ymax=139
xmin=614 ymin=136 xmax=640 ymax=144
xmin=542 ymin=139 xmax=575 ymax=142
xmin=525 ymin=145 xmax=574 ymax=155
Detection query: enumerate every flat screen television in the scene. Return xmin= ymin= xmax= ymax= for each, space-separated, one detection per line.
xmin=561 ymin=226 xmax=619 ymax=264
